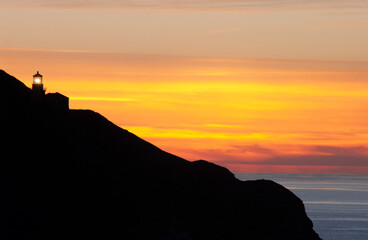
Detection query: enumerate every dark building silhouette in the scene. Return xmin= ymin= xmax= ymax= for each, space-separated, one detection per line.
xmin=45 ymin=92 xmax=69 ymax=111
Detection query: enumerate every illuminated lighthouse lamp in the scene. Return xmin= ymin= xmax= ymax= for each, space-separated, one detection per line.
xmin=34 ymin=77 xmax=41 ymax=84
xmin=33 ymin=71 xmax=43 ymax=84
xmin=32 ymin=71 xmax=45 ymax=95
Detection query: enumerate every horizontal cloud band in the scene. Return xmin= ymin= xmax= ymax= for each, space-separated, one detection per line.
xmin=2 ymin=0 xmax=368 ymax=12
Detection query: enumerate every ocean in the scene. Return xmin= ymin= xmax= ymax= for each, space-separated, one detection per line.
xmin=235 ymin=173 xmax=368 ymax=240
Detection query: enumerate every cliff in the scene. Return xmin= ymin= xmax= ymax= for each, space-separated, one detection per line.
xmin=0 ymin=70 xmax=321 ymax=240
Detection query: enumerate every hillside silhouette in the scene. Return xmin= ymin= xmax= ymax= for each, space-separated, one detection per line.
xmin=0 ymin=70 xmax=321 ymax=240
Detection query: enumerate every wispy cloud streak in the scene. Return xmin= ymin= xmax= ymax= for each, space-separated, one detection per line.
xmin=2 ymin=0 xmax=368 ymax=12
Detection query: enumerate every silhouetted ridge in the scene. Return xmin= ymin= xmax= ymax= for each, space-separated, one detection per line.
xmin=0 ymin=69 xmax=321 ymax=240
xmin=0 ymin=70 xmax=30 ymax=95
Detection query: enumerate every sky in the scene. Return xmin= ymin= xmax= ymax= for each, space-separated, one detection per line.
xmin=1 ymin=0 xmax=368 ymax=174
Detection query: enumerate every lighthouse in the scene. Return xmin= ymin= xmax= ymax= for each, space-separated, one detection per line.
xmin=31 ymin=71 xmax=69 ymax=110
xmin=32 ymin=71 xmax=45 ymax=96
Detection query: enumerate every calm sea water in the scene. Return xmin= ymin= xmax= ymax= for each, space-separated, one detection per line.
xmin=235 ymin=173 xmax=368 ymax=240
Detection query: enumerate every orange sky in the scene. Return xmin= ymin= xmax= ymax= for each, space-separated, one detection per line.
xmin=1 ymin=1 xmax=368 ymax=174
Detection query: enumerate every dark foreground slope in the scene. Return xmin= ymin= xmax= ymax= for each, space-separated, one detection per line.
xmin=0 ymin=70 xmax=321 ymax=240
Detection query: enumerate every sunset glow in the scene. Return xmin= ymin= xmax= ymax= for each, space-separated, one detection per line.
xmin=1 ymin=1 xmax=368 ymax=174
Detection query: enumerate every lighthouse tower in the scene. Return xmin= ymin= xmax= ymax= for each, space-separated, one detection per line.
xmin=32 ymin=71 xmax=45 ymax=96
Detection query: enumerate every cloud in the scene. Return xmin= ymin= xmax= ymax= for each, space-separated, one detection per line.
xmin=70 ymin=96 xmax=137 ymax=102
xmin=188 ymin=144 xmax=368 ymax=168
xmin=2 ymin=47 xmax=368 ymax=74
xmin=126 ymin=126 xmax=274 ymax=140
xmin=2 ymin=0 xmax=368 ymax=12
xmin=220 ymin=154 xmax=368 ymax=167
xmin=310 ymin=145 xmax=368 ymax=156
xmin=258 ymin=154 xmax=368 ymax=166
xmin=0 ymin=47 xmax=101 ymax=54
xmin=221 ymin=145 xmax=368 ymax=167
xmin=230 ymin=144 xmax=275 ymax=155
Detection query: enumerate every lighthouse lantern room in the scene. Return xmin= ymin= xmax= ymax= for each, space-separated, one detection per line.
xmin=32 ymin=71 xmax=45 ymax=95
